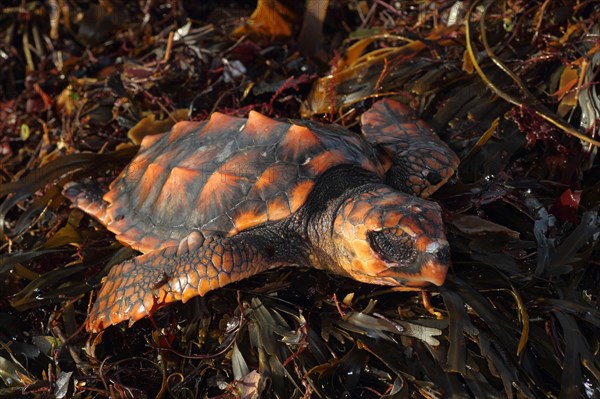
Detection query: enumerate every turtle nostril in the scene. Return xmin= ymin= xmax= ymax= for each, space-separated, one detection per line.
xmin=434 ymin=246 xmax=450 ymax=264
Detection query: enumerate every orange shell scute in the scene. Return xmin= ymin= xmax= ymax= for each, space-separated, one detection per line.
xmin=139 ymin=132 xmax=163 ymax=149
xmin=98 ymin=110 xmax=383 ymax=251
xmin=167 ymin=121 xmax=203 ymax=144
xmin=289 ymin=180 xmax=315 ymax=212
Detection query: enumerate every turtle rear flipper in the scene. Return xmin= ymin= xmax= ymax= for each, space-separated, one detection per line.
xmin=64 ymin=180 xmax=184 ymax=252
xmin=63 ymin=181 xmax=111 ymax=225
xmin=361 ymin=99 xmax=459 ymax=198
xmin=86 ymin=229 xmax=292 ymax=332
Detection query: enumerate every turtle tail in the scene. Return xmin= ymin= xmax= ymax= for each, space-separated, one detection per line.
xmin=63 ymin=180 xmax=111 ymax=225
xmin=86 ymin=231 xmax=278 ymax=332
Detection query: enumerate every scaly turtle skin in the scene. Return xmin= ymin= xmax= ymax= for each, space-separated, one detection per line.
xmin=63 ymin=99 xmax=459 ymax=332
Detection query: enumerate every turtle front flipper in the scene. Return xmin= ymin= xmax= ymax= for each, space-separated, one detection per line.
xmin=361 ymin=99 xmax=459 ymax=198
xmin=86 ymin=229 xmax=299 ymax=332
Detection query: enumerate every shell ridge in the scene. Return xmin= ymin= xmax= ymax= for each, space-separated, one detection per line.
xmin=95 ymin=109 xmax=387 ymax=251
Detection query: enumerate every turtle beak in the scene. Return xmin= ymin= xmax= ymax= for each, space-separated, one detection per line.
xmin=380 ymin=245 xmax=450 ymax=287
xmin=387 ymin=245 xmax=450 ymax=287
xmin=418 ymin=245 xmax=450 ymax=286
xmin=418 ymin=259 xmax=448 ymax=286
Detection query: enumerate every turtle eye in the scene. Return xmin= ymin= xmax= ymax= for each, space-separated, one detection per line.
xmin=426 ymin=170 xmax=442 ymax=185
xmin=368 ymin=229 xmax=417 ymax=266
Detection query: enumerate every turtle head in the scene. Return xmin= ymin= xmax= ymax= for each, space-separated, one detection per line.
xmin=331 ymin=186 xmax=450 ymax=287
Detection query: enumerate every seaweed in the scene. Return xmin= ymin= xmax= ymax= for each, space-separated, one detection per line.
xmin=1 ymin=1 xmax=599 ymax=398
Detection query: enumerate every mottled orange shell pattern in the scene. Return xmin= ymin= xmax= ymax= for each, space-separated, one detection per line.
xmin=102 ymin=111 xmax=385 ymax=252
